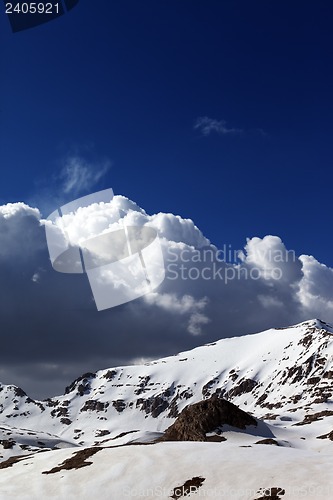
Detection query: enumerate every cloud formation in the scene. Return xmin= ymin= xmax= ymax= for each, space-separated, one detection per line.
xmin=59 ymin=156 xmax=111 ymax=195
xmin=1 ymin=196 xmax=333 ymax=399
xmin=194 ymin=116 xmax=243 ymax=136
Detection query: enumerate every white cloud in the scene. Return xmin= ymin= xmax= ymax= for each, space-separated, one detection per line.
xmin=297 ymin=255 xmax=333 ymax=318
xmin=144 ymin=293 xmax=209 ymax=335
xmin=1 ymin=195 xmax=333 ymax=398
xmin=32 ymin=272 xmax=40 ymax=283
xmin=194 ymin=116 xmax=243 ymax=136
xmin=0 ymin=202 xmax=40 ymax=220
xmin=239 ymin=235 xmax=301 ymax=283
xmin=59 ymin=156 xmax=111 ymax=195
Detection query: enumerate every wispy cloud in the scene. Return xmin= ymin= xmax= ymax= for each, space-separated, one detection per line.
xmin=194 ymin=116 xmax=243 ymax=136
xmin=59 ymin=156 xmax=111 ymax=196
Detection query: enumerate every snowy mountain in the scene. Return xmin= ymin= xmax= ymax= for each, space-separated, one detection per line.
xmin=1 ymin=319 xmax=333 ymax=498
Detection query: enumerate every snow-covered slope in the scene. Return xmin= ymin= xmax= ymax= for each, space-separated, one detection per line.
xmin=1 ymin=319 xmax=333 ymax=453
xmin=1 ymin=441 xmax=333 ymax=500
xmin=1 ymin=319 xmax=333 ymax=498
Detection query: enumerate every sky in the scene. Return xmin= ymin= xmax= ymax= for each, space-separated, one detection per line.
xmin=0 ymin=1 xmax=333 ymax=398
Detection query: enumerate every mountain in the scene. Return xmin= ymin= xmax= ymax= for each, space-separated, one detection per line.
xmin=1 ymin=319 xmax=333 ymax=498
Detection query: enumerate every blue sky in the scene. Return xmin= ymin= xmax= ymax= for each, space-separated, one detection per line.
xmin=1 ymin=0 xmax=332 ymax=263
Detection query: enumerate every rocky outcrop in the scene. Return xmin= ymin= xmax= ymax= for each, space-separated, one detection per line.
xmin=162 ymin=395 xmax=256 ymax=442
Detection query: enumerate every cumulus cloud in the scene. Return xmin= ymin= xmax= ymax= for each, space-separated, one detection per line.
xmin=144 ymin=293 xmax=209 ymax=336
xmin=194 ymin=116 xmax=243 ymax=136
xmin=297 ymin=255 xmax=333 ymax=318
xmin=1 ymin=195 xmax=333 ymax=399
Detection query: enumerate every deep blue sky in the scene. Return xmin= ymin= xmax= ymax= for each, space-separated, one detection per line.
xmin=1 ymin=0 xmax=333 ymax=264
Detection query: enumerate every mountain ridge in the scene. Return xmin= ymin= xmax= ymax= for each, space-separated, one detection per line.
xmin=1 ymin=318 xmax=333 ymax=460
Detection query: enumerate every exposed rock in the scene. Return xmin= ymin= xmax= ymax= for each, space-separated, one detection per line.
xmin=0 ymin=439 xmax=15 ymax=449
xmin=167 ymin=389 xmax=193 ymax=419
xmin=255 ymin=438 xmax=279 ymax=446
xmin=293 ymin=410 xmax=333 ymax=426
xmin=162 ymin=395 xmax=256 ymax=442
xmin=51 ymin=406 xmax=69 ymax=418
xmin=227 ymin=378 xmax=257 ymax=398
xmin=141 ymin=396 xmax=169 ymax=418
xmin=42 ymin=447 xmax=102 ymax=474
xmin=136 ymin=387 xmax=175 ymax=418
xmin=0 ymin=454 xmax=32 ymax=470
xmin=81 ymin=400 xmax=109 ymax=413
xmin=95 ymin=430 xmax=110 ymax=437
xmin=112 ymin=400 xmax=126 ymax=413
xmin=317 ymin=430 xmax=333 ymax=440
xmin=103 ymin=370 xmax=117 ymax=381
xmin=12 ymin=387 xmax=26 ymax=398
xmin=134 ymin=376 xmax=151 ymax=395
xmin=307 ymin=376 xmax=320 ymax=385
xmin=257 ymin=394 xmax=268 ymax=405
xmin=64 ymin=372 xmax=96 ymax=395
xmin=77 ymin=384 xmax=90 ymax=397
xmin=171 ymin=477 xmax=205 ymax=499
xmin=202 ymin=378 xmax=219 ymax=398
xmin=60 ymin=418 xmax=72 ymax=425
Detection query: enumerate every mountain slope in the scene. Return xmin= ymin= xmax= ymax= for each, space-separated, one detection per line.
xmin=1 ymin=319 xmax=333 ymax=453
xmin=0 ymin=441 xmax=332 ymax=500
xmin=2 ymin=319 xmax=333 ymax=499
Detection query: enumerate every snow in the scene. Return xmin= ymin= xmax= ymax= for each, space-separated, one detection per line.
xmin=0 ymin=442 xmax=333 ymax=499
xmin=1 ymin=319 xmax=333 ymax=498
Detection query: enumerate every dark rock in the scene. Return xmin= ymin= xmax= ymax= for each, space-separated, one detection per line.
xmin=42 ymin=447 xmax=102 ymax=474
xmin=0 ymin=439 xmax=15 ymax=449
xmin=12 ymin=387 xmax=26 ymax=398
xmin=140 ymin=396 xmax=168 ymax=418
xmin=255 ymin=438 xmax=279 ymax=446
xmin=64 ymin=372 xmax=96 ymax=395
xmin=44 ymin=399 xmax=59 ymax=408
xmin=95 ymin=430 xmax=110 ymax=437
xmin=293 ymin=410 xmax=333 ymax=426
xmin=77 ymin=384 xmax=89 ymax=397
xmin=307 ymin=376 xmax=320 ymax=385
xmin=227 ymin=378 xmax=257 ymax=398
xmin=103 ymin=370 xmax=117 ymax=381
xmin=60 ymin=418 xmax=72 ymax=425
xmin=51 ymin=406 xmax=69 ymax=418
xmin=162 ymin=395 xmax=256 ymax=442
xmin=317 ymin=430 xmax=333 ymax=440
xmin=171 ymin=477 xmax=205 ymax=499
xmin=81 ymin=400 xmax=109 ymax=412
xmin=112 ymin=400 xmax=126 ymax=413
xmin=202 ymin=378 xmax=219 ymax=398
xmin=134 ymin=376 xmax=150 ymax=395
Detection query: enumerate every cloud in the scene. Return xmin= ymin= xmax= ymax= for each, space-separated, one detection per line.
xmin=1 ymin=195 xmax=333 ymax=399
xmin=59 ymin=156 xmax=111 ymax=195
xmin=297 ymin=255 xmax=333 ymax=318
xmin=29 ymin=154 xmax=112 ymax=218
xmin=194 ymin=116 xmax=243 ymax=136
xmin=144 ymin=293 xmax=210 ymax=336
